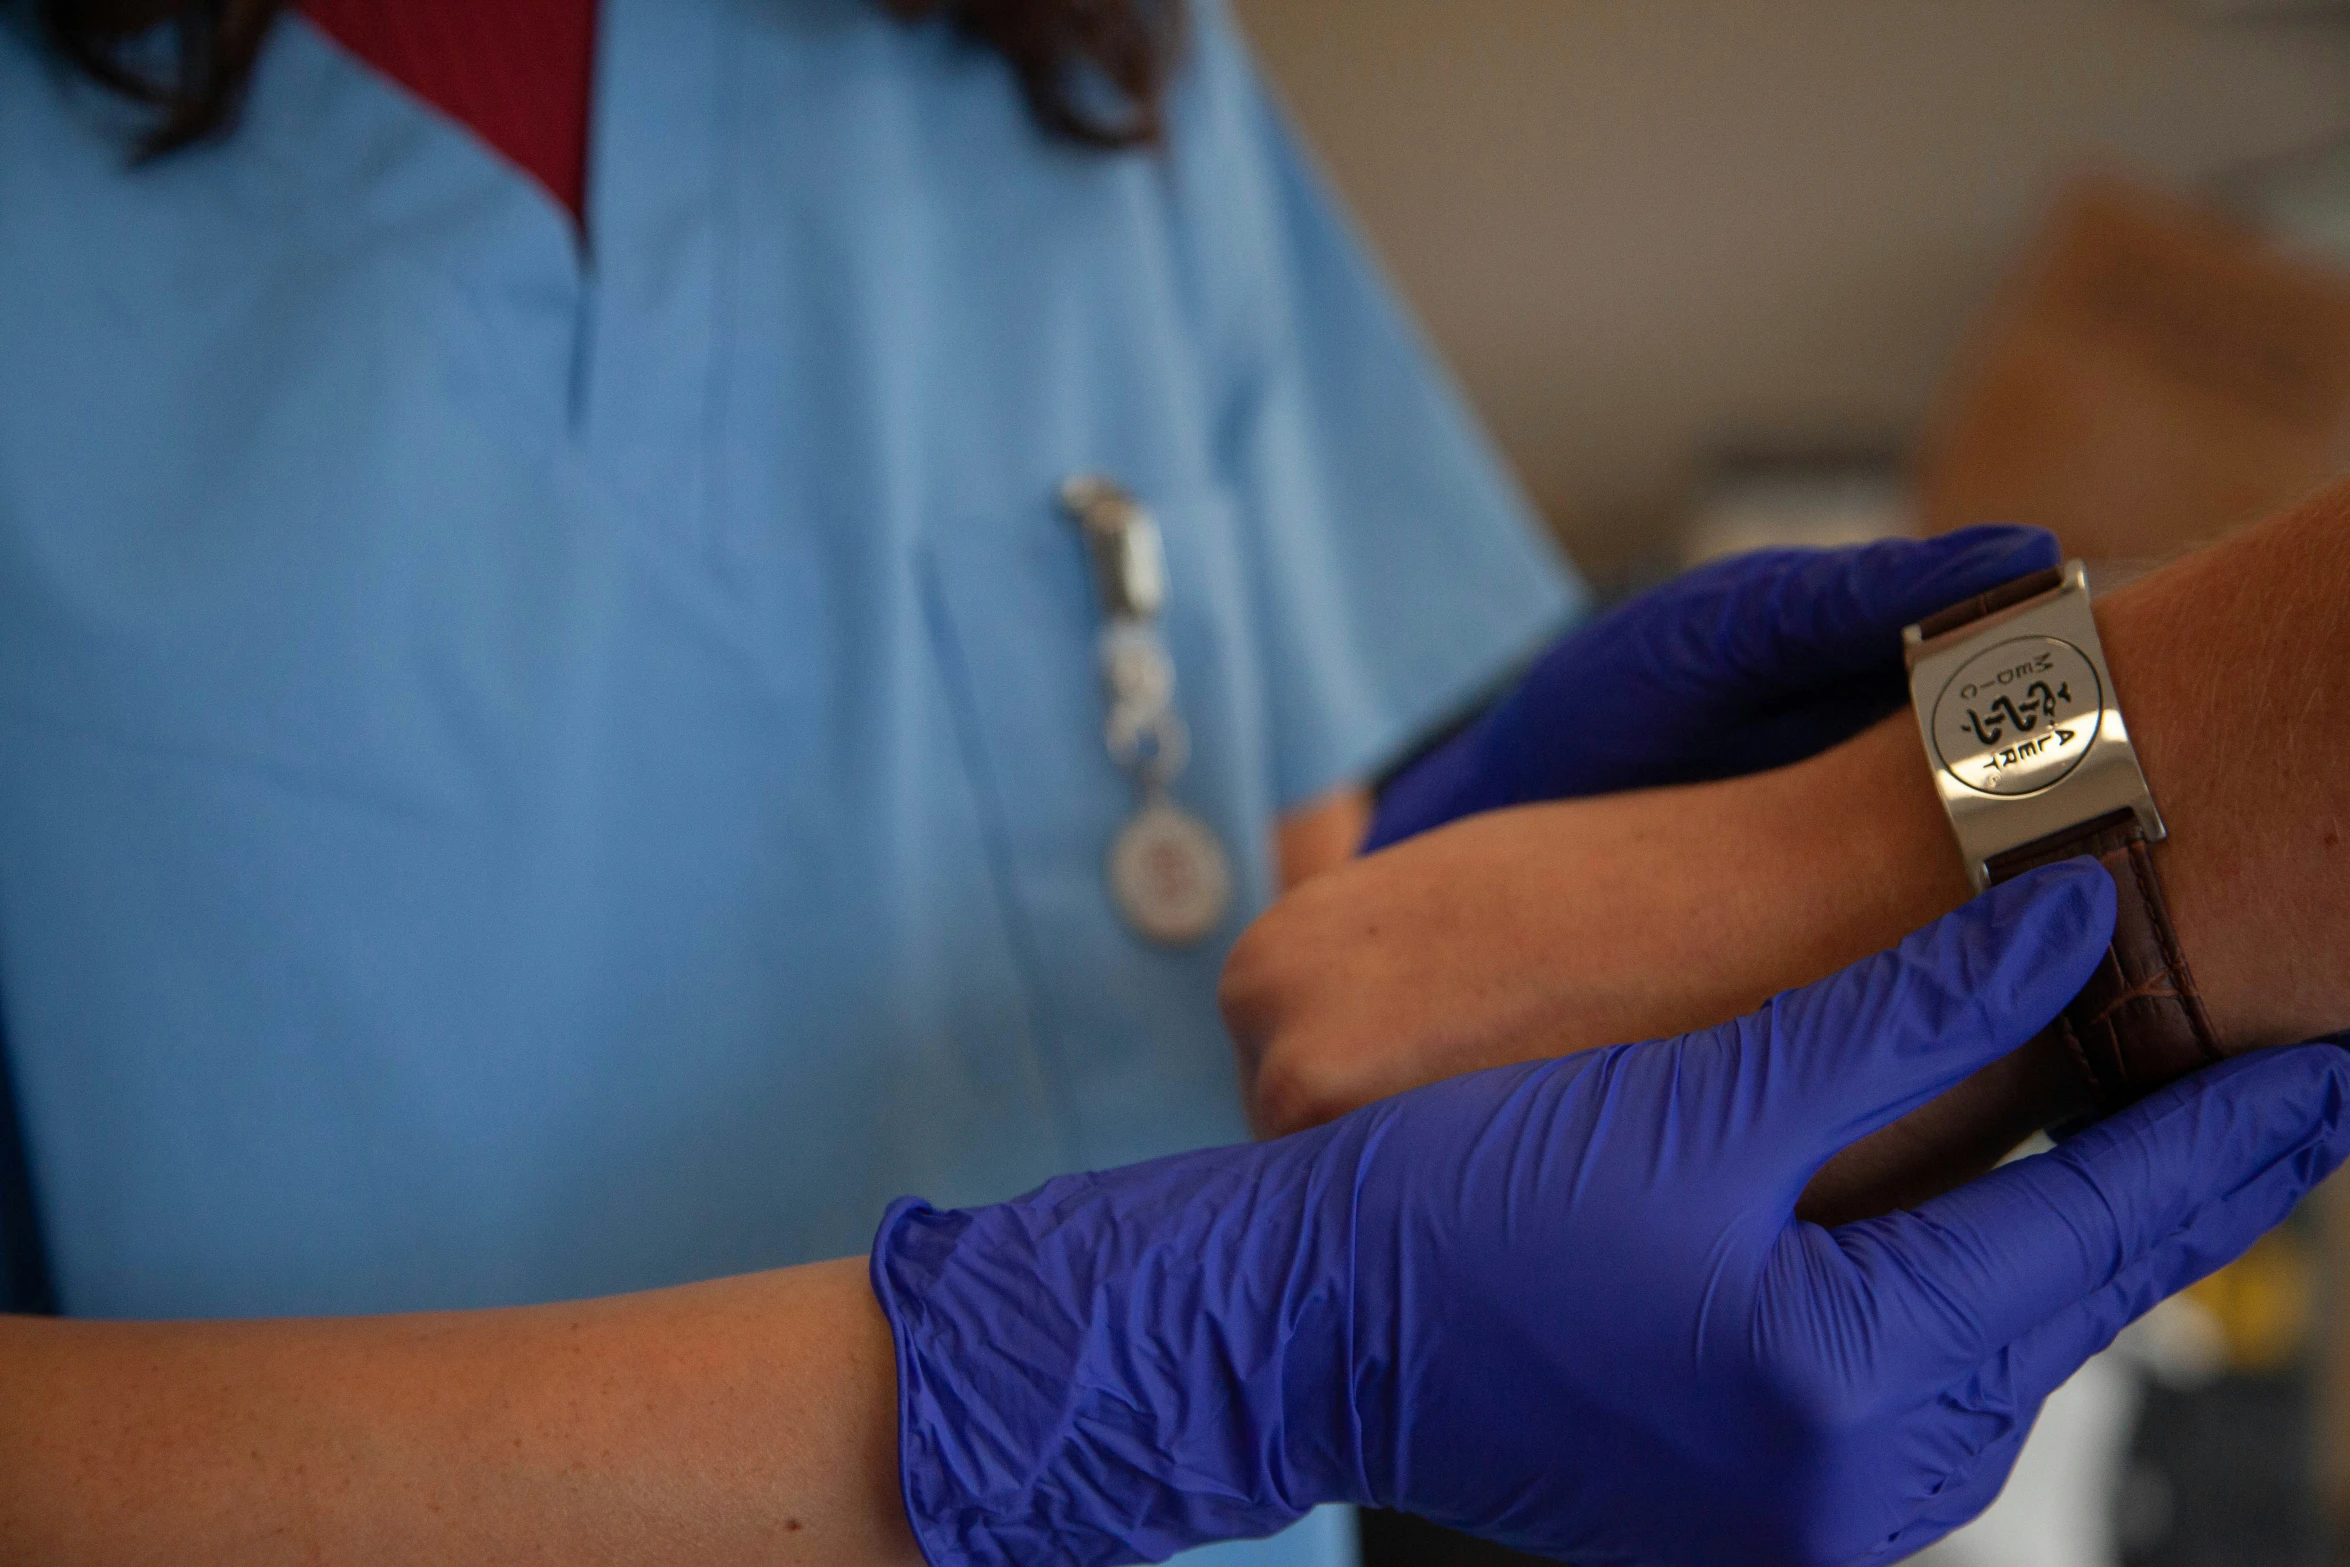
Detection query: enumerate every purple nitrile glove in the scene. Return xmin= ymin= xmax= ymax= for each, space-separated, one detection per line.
xmin=1367 ymin=525 xmax=2061 ymax=850
xmin=872 ymin=862 xmax=2349 ymax=1565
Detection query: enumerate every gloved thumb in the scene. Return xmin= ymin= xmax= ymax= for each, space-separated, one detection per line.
xmin=1744 ymin=862 xmax=2114 ymax=1167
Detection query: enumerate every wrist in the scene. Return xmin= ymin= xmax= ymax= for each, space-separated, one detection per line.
xmin=1759 ymin=721 xmax=2110 ymax=1225
xmin=1734 ymin=719 xmax=1976 ymax=995
xmin=1783 ymin=567 xmax=2251 ymax=1222
xmin=2090 ymin=561 xmax=2283 ymax=1050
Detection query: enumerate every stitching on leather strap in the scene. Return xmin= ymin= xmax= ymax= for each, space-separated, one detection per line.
xmin=2051 ymin=1011 xmax=2108 ymax=1107
xmin=2124 ymin=840 xmax=2224 ymax=1068
xmin=2083 ymin=972 xmax=2184 ymax=1025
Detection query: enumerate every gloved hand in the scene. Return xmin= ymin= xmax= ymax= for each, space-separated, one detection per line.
xmin=873 ymin=863 xmax=2350 ymax=1566
xmin=1366 ymin=524 xmax=2060 ymax=849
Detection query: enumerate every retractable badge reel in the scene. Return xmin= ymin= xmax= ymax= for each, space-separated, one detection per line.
xmin=1061 ymin=476 xmax=1234 ymax=946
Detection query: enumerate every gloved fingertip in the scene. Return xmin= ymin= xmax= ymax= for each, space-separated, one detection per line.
xmin=2245 ymin=1043 xmax=2350 ymax=1147
xmin=2287 ymin=1042 xmax=2350 ymax=1147
xmin=1897 ymin=525 xmax=2062 ymax=597
xmin=1788 ymin=862 xmax=2116 ymax=1129
xmin=2155 ymin=1038 xmax=2350 ymax=1122
xmin=1810 ymin=527 xmax=2062 ymax=652
xmin=2228 ymin=1043 xmax=2350 ymax=1210
xmin=1935 ymin=862 xmax=2115 ymax=1033
xmin=1977 ymin=859 xmax=2116 ymax=950
xmin=1934 ymin=522 xmax=2061 ymax=565
xmin=2079 ymin=1043 xmax=2350 ymax=1211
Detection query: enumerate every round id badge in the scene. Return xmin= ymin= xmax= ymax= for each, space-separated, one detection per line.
xmin=1110 ymin=792 xmax=1235 ymax=947
xmin=1064 ymin=474 xmax=1236 ymax=947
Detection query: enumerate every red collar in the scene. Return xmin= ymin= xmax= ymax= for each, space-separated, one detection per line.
xmin=301 ymin=0 xmax=598 ymax=226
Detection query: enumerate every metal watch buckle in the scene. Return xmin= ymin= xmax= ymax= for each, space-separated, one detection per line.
xmin=1904 ymin=560 xmax=2164 ymax=892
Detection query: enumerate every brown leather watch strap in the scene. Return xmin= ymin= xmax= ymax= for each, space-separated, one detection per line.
xmin=1799 ymin=565 xmax=2222 ymax=1227
xmin=1797 ymin=805 xmax=2220 ymax=1227
xmin=1912 ymin=565 xmax=2066 ymax=642
xmin=1984 ymin=808 xmax=2222 ymax=1113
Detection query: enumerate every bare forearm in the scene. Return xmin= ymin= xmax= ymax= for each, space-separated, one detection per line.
xmin=1229 ymin=481 xmax=2350 ymax=1171
xmin=1646 ymin=477 xmax=2350 ymax=1046
xmin=2100 ymin=490 xmax=2350 ymax=1044
xmin=1789 ymin=489 xmax=2350 ymax=1216
xmin=1805 ymin=482 xmax=2346 ymax=1023
xmin=0 ymin=1258 xmax=918 ymax=1567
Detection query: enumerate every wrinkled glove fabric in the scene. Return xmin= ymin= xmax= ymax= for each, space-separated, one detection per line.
xmin=1368 ymin=525 xmax=2062 ymax=849
xmin=873 ymin=864 xmax=2350 ymax=1565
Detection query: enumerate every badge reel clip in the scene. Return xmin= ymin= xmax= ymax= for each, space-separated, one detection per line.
xmin=1061 ymin=476 xmax=1234 ymax=947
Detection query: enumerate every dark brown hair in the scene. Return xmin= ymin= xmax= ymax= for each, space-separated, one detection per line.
xmin=38 ymin=0 xmax=1184 ymax=158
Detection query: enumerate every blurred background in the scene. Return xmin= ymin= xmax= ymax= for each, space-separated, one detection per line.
xmin=1226 ymin=1 xmax=2350 ymax=1563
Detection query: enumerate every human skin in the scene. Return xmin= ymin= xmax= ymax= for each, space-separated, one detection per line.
xmin=0 ymin=787 xmax=1366 ymax=1567
xmin=0 ymin=1259 xmax=922 ymax=1567
xmin=4 ymin=467 xmax=2339 ymax=1557
xmin=1222 ymin=478 xmax=2350 ymax=1220
xmin=9 ymin=876 xmax=2337 ymax=1566
xmin=1277 ymin=785 xmax=1375 ymax=888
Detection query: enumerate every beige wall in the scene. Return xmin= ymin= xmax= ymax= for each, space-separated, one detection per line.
xmin=1232 ymin=0 xmax=2350 ymax=576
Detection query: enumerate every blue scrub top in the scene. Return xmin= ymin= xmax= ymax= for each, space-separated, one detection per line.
xmin=0 ymin=2 xmax=1578 ymax=1559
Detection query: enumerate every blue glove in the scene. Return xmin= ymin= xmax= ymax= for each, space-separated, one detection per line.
xmin=873 ymin=864 xmax=2350 ymax=1566
xmin=1367 ymin=525 xmax=2061 ymax=850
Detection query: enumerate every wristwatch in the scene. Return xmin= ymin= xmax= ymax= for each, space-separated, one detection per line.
xmin=1904 ymin=562 xmax=2221 ymax=1114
